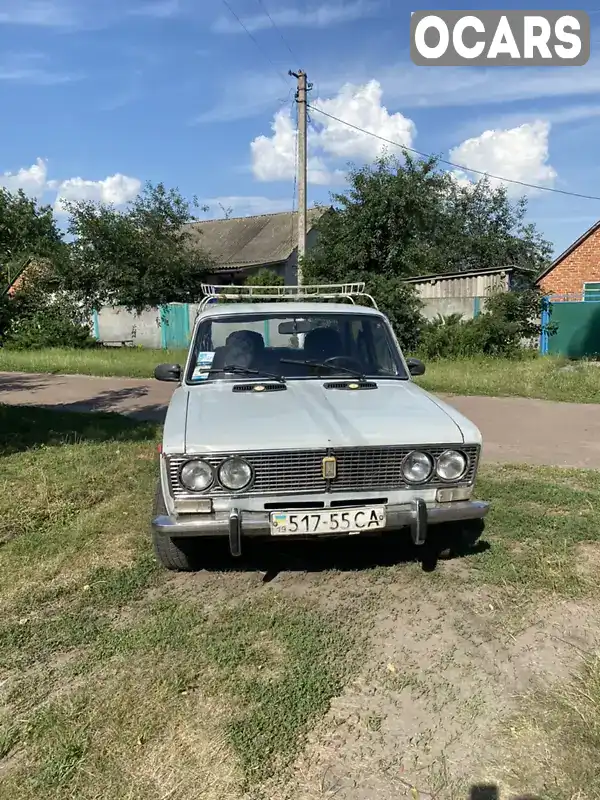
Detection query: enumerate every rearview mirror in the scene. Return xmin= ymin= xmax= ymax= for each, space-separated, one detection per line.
xmin=154 ymin=363 xmax=182 ymax=382
xmin=406 ymin=357 xmax=425 ymax=377
xmin=278 ymin=320 xmax=313 ymax=335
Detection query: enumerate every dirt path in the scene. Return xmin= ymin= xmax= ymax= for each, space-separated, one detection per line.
xmin=2 ymin=371 xmax=600 ymax=468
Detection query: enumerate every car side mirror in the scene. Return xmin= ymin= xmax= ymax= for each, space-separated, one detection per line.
xmin=154 ymin=363 xmax=182 ymax=382
xmin=406 ymin=357 xmax=425 ymax=377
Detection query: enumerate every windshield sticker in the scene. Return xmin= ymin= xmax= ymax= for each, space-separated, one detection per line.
xmin=191 ymin=351 xmax=214 ymax=381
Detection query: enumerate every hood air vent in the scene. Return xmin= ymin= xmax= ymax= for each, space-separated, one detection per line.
xmin=324 ymin=381 xmax=377 ymax=391
xmin=232 ymin=383 xmax=287 ymax=393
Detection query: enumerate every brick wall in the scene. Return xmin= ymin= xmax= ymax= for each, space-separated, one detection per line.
xmin=538 ymin=224 xmax=600 ymax=297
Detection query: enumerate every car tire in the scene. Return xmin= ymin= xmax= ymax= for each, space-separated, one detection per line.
xmin=151 ymin=481 xmax=198 ymax=572
xmin=436 ymin=519 xmax=485 ymax=560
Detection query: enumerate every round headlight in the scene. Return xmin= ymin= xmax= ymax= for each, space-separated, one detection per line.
xmin=402 ymin=451 xmax=434 ymax=484
xmin=218 ymin=457 xmax=252 ymax=491
xmin=436 ymin=450 xmax=467 ymax=481
xmin=180 ymin=459 xmax=214 ymax=492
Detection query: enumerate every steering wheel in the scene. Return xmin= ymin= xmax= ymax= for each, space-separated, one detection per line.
xmin=322 ymin=355 xmax=364 ymax=372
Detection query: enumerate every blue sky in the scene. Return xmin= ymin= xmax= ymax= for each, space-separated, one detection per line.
xmin=1 ymin=0 xmax=600 ymax=258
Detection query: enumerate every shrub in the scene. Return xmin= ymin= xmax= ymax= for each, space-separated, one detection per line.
xmin=417 ymin=288 xmax=553 ymax=360
xmin=1 ymin=264 xmax=96 ymax=350
xmin=2 ymin=300 xmax=97 ymax=349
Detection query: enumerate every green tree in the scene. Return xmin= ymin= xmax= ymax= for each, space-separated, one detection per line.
xmin=0 ymin=188 xmax=65 ymax=292
xmin=62 ymin=182 xmax=214 ymax=311
xmin=245 ymin=268 xmax=284 ymax=287
xmin=304 ymin=154 xmax=552 ymax=283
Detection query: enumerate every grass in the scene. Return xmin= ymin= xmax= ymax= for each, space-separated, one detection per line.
xmin=417 ymin=354 xmax=600 ymax=404
xmin=0 ymin=405 xmax=358 ymax=799
xmin=2 ymin=347 xmax=600 ymax=403
xmin=0 ymin=346 xmax=188 ymax=379
xmin=2 ymin=404 xmax=600 ymax=798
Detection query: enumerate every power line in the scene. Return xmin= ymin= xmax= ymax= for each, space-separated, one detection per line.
xmin=253 ymin=0 xmax=299 ymax=62
xmin=218 ymin=0 xmax=289 ymax=87
xmin=307 ymin=104 xmax=600 ymax=202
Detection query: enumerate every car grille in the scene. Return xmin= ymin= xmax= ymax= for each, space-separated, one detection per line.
xmin=167 ymin=445 xmax=480 ymax=499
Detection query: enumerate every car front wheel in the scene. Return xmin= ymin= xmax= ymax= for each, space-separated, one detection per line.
xmin=152 ymin=481 xmax=198 ymax=571
xmin=422 ymin=519 xmax=485 ymax=567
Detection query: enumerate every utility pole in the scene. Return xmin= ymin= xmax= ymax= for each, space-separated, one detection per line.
xmin=289 ymin=70 xmax=311 ymax=286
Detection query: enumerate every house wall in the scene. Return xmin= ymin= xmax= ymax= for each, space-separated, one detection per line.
xmin=538 ymin=227 xmax=600 ymax=297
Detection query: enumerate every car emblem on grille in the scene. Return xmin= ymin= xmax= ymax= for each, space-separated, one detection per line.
xmin=253 ymin=385 xmax=266 ymax=392
xmin=322 ymin=456 xmax=337 ymax=480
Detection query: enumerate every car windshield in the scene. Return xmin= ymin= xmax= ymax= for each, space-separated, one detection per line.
xmin=186 ymin=311 xmax=408 ymax=383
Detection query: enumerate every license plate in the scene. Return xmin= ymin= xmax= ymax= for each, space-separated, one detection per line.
xmin=270 ymin=506 xmax=386 ymax=536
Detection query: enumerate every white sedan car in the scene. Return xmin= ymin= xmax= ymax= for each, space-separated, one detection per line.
xmin=151 ymin=284 xmax=489 ymax=571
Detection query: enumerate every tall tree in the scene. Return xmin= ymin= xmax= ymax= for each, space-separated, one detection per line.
xmin=63 ymin=182 xmax=214 ymax=311
xmin=0 ymin=188 xmax=65 ymax=290
xmin=304 ymin=154 xmax=553 ymax=285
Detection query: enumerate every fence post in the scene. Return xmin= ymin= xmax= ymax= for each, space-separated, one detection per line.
xmin=540 ymin=297 xmax=550 ymax=355
xmin=473 ymin=296 xmax=481 ymax=317
xmin=92 ymin=309 xmax=100 ymax=339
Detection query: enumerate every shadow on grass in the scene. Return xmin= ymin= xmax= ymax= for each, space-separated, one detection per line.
xmin=469 ymin=785 xmax=540 ymax=800
xmin=171 ymin=530 xmax=491 ymax=579
xmin=0 ymin=403 xmax=160 ymax=456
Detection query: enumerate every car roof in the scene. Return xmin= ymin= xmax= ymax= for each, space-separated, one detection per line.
xmin=199 ymin=302 xmax=383 ymax=318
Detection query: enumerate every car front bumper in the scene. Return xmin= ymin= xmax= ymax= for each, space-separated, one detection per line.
xmin=152 ymin=499 xmax=490 ymax=557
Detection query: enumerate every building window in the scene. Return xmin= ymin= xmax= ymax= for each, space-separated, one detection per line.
xmin=583 ymin=282 xmax=600 ymax=302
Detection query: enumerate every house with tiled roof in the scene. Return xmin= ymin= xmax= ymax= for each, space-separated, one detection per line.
xmin=185 ymin=206 xmax=330 ymax=284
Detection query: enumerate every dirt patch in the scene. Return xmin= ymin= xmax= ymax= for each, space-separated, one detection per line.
xmin=260 ymin=588 xmax=600 ymax=800
xmin=575 ymin=542 xmax=600 ymax=580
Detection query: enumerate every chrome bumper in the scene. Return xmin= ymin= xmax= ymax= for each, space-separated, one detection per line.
xmin=152 ymin=500 xmax=490 ymax=556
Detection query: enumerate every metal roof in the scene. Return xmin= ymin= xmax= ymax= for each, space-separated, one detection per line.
xmin=403 ymin=265 xmax=527 ymax=283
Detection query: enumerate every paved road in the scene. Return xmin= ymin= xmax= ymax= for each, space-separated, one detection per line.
xmin=2 ymin=371 xmax=600 ymax=469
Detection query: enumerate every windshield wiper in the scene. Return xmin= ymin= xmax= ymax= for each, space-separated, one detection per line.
xmin=221 ymin=364 xmax=286 ymax=384
xmin=280 ymin=358 xmax=367 ymax=382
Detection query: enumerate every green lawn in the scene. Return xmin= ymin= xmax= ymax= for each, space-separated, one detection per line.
xmin=0 ymin=346 xmax=188 ymax=379
xmin=1 ymin=347 xmax=600 ymax=403
xmin=2 ymin=404 xmax=600 ymax=798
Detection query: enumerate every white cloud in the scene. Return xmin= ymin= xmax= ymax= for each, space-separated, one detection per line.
xmin=0 ymin=157 xmax=49 ymax=198
xmin=378 ymin=57 xmax=600 ymax=109
xmin=196 ymin=55 xmax=600 ymax=125
xmin=251 ymin=80 xmax=415 ymax=185
xmin=212 ymin=0 xmax=377 ymax=33
xmin=128 ymin=0 xmax=179 ymax=18
xmin=449 ymin=121 xmax=557 ymax=196
xmin=0 ymin=156 xmax=142 ymax=210
xmin=0 ymin=0 xmax=75 ymax=26
xmin=251 ymin=108 xmax=333 ymax=185
xmin=55 ymin=174 xmax=142 ymax=210
xmin=312 ymin=79 xmax=415 ymax=160
xmin=0 ymin=53 xmax=82 ymax=85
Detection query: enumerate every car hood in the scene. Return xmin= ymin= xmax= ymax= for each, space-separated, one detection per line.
xmin=180 ymin=379 xmax=475 ymax=454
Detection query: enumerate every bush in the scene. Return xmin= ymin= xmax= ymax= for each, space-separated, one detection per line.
xmin=417 ymin=288 xmax=553 ymax=360
xmin=3 ymin=301 xmax=97 ymax=349
xmin=1 ymin=264 xmax=96 ymax=350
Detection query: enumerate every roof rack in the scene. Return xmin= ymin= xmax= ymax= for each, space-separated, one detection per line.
xmin=198 ymin=283 xmax=378 ymax=312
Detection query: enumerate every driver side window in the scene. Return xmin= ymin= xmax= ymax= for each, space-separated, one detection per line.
xmin=371 ymin=320 xmax=396 ymax=373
